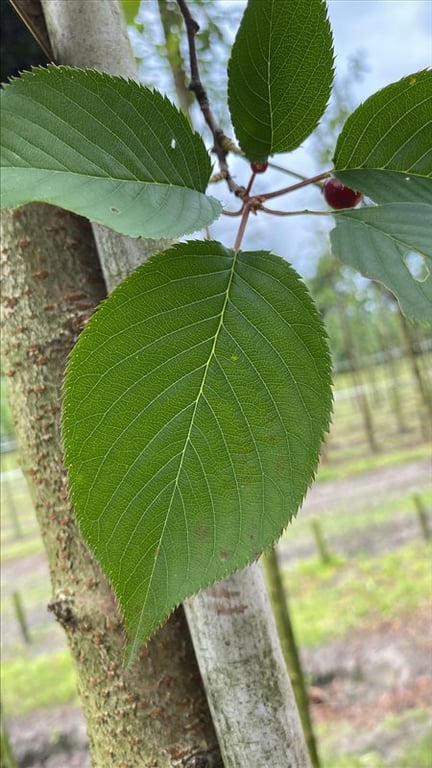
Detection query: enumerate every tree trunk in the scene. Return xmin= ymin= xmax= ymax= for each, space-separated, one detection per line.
xmin=338 ymin=307 xmax=378 ymax=453
xmin=262 ymin=548 xmax=321 ymax=768
xmin=185 ymin=566 xmax=311 ymax=768
xmin=1 ymin=204 xmax=220 ymax=767
xmin=398 ymin=311 xmax=432 ymax=432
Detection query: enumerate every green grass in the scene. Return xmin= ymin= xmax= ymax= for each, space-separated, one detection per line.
xmin=0 ymin=450 xmax=20 ymax=473
xmin=0 ymin=376 xmax=14 ymax=437
xmin=323 ymin=352 xmax=432 ymax=466
xmin=1 ymin=650 xmax=78 ymax=717
xmin=284 ymin=542 xmax=432 ymax=647
xmin=323 ymin=752 xmax=387 ymax=768
xmin=1 ymin=535 xmax=44 ymax=561
xmin=317 ymin=442 xmax=431 ymax=483
xmin=319 ymin=708 xmax=432 ymax=768
xmin=397 ymin=731 xmax=432 ymax=768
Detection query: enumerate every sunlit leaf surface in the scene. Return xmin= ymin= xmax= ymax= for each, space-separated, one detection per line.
xmin=63 ymin=241 xmax=332 ymax=662
xmin=1 ymin=66 xmax=221 ymax=238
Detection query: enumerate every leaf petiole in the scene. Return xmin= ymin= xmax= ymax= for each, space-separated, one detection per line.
xmin=261 ymin=171 xmax=332 ymax=202
xmin=260 ymin=206 xmax=331 ymax=217
xmin=233 ymin=205 xmax=251 ymax=250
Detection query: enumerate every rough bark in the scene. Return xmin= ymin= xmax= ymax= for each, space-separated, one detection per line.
xmin=1 ymin=204 xmax=220 ymax=767
xmin=21 ymin=1 xmax=220 ymax=765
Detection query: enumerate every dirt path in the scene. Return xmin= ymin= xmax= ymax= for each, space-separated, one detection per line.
xmin=1 ymin=550 xmax=50 ymax=593
xmin=279 ymin=457 xmax=431 ymax=565
xmin=306 ymin=606 xmax=432 ymax=766
xmin=300 ymin=457 xmax=431 ymax=518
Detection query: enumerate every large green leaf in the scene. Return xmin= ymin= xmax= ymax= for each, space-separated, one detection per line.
xmin=63 ymin=241 xmax=332 ymax=663
xmin=330 ymin=70 xmax=432 ymax=318
xmin=331 ymin=171 xmax=432 ymax=206
xmin=331 ymin=203 xmax=432 ymax=321
xmin=333 ymin=70 xmax=432 ymax=203
xmin=227 ymin=0 xmax=334 ymax=162
xmin=0 ymin=65 xmax=221 ymax=238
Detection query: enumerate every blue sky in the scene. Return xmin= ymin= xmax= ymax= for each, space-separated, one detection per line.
xmin=328 ymin=0 xmax=431 ymax=96
xmin=132 ymin=1 xmax=432 ymax=277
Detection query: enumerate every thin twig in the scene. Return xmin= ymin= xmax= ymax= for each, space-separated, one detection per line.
xmin=177 ymin=0 xmax=245 ymax=198
xmin=209 ymin=170 xmax=228 ymax=184
xmin=222 ymin=208 xmax=244 ymax=217
xmin=9 ymin=0 xmax=54 ymax=61
xmin=244 ymin=172 xmax=257 ymax=197
xmin=261 ymin=171 xmax=332 ymax=202
xmin=233 ymin=206 xmax=251 ymax=251
xmin=260 ymin=205 xmax=331 ymax=217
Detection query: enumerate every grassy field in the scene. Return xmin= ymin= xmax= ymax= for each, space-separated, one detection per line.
xmin=318 ymin=708 xmax=432 ymax=768
xmin=323 ymin=352 xmax=431 ymax=467
xmin=284 ymin=541 xmax=431 ymax=648
xmin=2 ymin=651 xmax=78 ymax=717
xmin=2 ymin=540 xmax=430 ymax=721
xmin=1 ymin=351 xmax=431 ymax=765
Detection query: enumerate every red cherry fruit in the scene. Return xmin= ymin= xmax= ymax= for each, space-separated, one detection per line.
xmin=323 ymin=178 xmax=362 ymax=209
xmin=250 ymin=161 xmax=268 ymax=174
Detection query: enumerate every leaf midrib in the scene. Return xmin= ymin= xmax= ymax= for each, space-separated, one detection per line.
xmin=3 ymin=165 xmax=205 ymax=191
xmin=267 ymin=0 xmax=274 ymax=147
xmin=133 ymin=251 xmax=238 ymax=639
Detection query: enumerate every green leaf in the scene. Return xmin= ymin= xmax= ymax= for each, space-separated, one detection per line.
xmin=333 ymin=171 xmax=432 ymax=206
xmin=1 ymin=65 xmax=221 ymax=238
xmin=227 ymin=0 xmax=334 ymax=162
xmin=330 ymin=203 xmax=432 ymax=321
xmin=333 ymin=70 xmax=432 ymax=203
xmin=121 ymin=0 xmax=141 ymax=26
xmin=331 ymin=71 xmax=432 ymax=319
xmin=63 ymin=241 xmax=332 ymax=663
